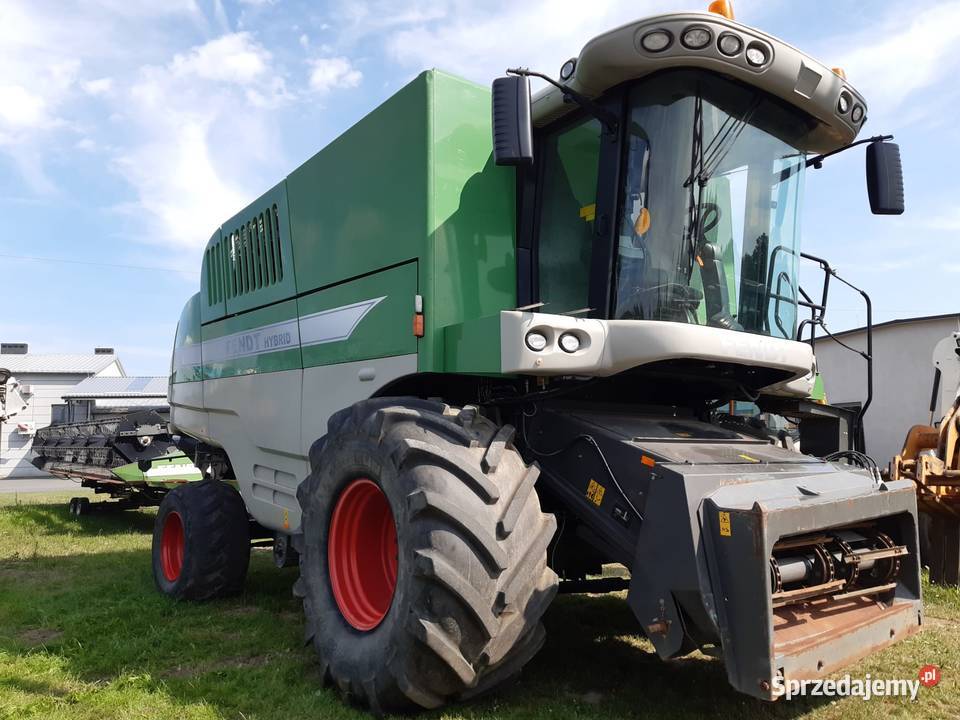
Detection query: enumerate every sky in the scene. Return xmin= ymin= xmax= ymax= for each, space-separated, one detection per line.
xmin=1 ymin=0 xmax=958 ymax=376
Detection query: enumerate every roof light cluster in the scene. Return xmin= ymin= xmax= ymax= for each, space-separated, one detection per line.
xmin=639 ymin=23 xmax=772 ymax=71
xmin=835 ymin=88 xmax=864 ymax=125
xmin=634 ymin=17 xmax=865 ymax=131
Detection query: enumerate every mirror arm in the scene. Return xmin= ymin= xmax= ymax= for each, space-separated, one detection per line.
xmin=506 ymin=68 xmax=619 ymax=133
xmin=806 ymin=134 xmax=893 ymax=170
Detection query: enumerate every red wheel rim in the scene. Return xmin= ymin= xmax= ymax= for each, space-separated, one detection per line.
xmin=328 ymin=478 xmax=398 ymax=631
xmin=161 ymin=511 xmax=185 ymax=582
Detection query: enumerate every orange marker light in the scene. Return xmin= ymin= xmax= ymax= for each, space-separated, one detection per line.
xmin=832 ymin=67 xmax=847 ymax=79
xmin=413 ymin=313 xmax=424 ymax=338
xmin=641 ymin=455 xmax=656 ymax=468
xmin=708 ymin=0 xmax=735 ymax=20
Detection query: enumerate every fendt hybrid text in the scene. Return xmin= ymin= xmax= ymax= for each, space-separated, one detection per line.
xmin=150 ymin=2 xmax=919 ymax=711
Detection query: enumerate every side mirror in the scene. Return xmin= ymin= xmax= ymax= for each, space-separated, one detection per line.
xmin=866 ymin=141 xmax=904 ymax=215
xmin=491 ymin=75 xmax=533 ymax=166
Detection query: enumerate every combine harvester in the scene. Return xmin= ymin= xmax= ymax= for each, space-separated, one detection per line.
xmin=150 ymin=1 xmax=919 ymax=711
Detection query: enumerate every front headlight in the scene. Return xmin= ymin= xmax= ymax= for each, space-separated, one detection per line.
xmin=525 ymin=331 xmax=548 ymax=352
xmin=559 ymin=333 xmax=581 ymax=353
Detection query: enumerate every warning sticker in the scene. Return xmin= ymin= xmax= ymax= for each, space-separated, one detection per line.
xmin=718 ymin=511 xmax=731 ymax=537
xmin=586 ymin=479 xmax=606 ymax=507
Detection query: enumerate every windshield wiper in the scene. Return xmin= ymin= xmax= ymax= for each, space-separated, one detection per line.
xmin=683 ymin=97 xmax=759 ymax=188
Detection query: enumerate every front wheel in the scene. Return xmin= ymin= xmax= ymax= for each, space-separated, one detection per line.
xmin=297 ymin=398 xmax=558 ymax=713
xmin=152 ymin=479 xmax=251 ymax=600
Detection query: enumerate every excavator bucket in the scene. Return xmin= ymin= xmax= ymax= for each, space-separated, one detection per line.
xmin=893 ymin=397 xmax=960 ymax=584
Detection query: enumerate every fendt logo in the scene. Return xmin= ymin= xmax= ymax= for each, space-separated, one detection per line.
xmin=919 ymin=664 xmax=941 ymax=688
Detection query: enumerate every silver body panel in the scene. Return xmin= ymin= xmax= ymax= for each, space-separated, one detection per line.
xmin=169 ymin=353 xmax=418 ymax=532
xmin=501 ymin=310 xmax=813 ymax=391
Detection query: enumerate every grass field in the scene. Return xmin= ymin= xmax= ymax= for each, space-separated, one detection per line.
xmin=1 ymin=492 xmax=958 ymax=720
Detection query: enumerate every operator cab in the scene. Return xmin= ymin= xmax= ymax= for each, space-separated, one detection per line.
xmin=536 ymin=68 xmax=809 ymax=339
xmin=494 ymin=10 xmax=903 ymax=354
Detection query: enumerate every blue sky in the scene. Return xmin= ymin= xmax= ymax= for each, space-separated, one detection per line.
xmin=1 ymin=0 xmax=957 ymax=376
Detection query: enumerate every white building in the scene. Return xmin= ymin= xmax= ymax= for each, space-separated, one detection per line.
xmin=59 ymin=376 xmax=167 ymax=423
xmin=0 ymin=345 xmax=125 ymax=479
xmin=813 ymin=313 xmax=960 ymax=468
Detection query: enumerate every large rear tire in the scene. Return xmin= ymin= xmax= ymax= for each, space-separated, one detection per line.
xmin=297 ymin=398 xmax=557 ymax=713
xmin=152 ymin=479 xmax=251 ymax=600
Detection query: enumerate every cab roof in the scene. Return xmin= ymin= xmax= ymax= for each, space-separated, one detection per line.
xmin=532 ymin=12 xmax=866 ymax=154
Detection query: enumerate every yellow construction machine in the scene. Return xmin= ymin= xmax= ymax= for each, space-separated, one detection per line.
xmin=890 ymin=331 xmax=960 ymax=584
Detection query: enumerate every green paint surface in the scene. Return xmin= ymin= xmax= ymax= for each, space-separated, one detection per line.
xmin=426 ymin=72 xmax=517 ymax=372
xmin=200 ymin=229 xmax=225 ymax=324
xmin=443 ymin=313 xmax=502 ymax=375
xmin=299 ymin=263 xmax=418 ymax=368
xmin=285 ymin=80 xmax=429 ymax=296
xmin=811 ymin=372 xmax=826 ymax=402
xmin=113 ymin=451 xmax=202 ymax=487
xmin=171 ymin=293 xmax=202 ymax=384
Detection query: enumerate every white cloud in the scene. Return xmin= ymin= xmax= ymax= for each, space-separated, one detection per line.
xmin=832 ymin=2 xmax=960 ymax=125
xmin=82 ymin=76 xmax=114 ymax=95
xmin=0 ymin=85 xmax=50 ymax=129
xmin=308 ymin=56 xmax=362 ymax=93
xmin=75 ymin=137 xmax=97 ymax=151
xmin=114 ymin=33 xmax=291 ymax=251
xmin=168 ymin=32 xmax=270 ymax=85
xmin=378 ymin=0 xmax=677 ymax=87
xmin=0 ymin=0 xmax=202 ymax=191
xmin=925 ymin=208 xmax=960 ymax=232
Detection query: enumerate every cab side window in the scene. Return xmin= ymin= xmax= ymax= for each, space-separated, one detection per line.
xmin=536 ymin=117 xmax=601 ymax=313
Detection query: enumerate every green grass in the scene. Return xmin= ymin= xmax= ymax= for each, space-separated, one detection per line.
xmin=0 ymin=492 xmax=957 ymax=720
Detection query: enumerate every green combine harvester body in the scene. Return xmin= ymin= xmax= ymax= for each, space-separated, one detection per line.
xmin=175 ymin=70 xmax=515 ymax=384
xmin=154 ymin=6 xmax=919 ymax=712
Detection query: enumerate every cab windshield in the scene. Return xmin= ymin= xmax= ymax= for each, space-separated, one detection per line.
xmin=536 ymin=69 xmax=814 ymax=339
xmin=615 ymin=70 xmax=811 ymax=338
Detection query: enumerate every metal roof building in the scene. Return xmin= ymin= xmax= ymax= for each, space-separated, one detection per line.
xmin=0 ymin=353 xmax=126 ymax=376
xmin=62 ymin=376 xmax=167 ymax=399
xmin=813 ymin=313 xmax=960 ymax=468
xmin=0 ymin=345 xmax=126 ymax=479
xmin=57 ymin=376 xmax=168 ymax=425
